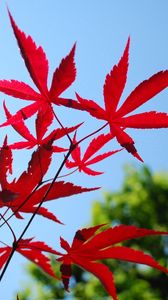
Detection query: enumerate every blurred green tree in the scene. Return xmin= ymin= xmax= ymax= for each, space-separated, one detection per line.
xmin=17 ymin=165 xmax=168 ymax=300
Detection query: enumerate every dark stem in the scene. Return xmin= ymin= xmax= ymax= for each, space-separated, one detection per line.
xmin=42 ymin=167 xmax=79 ymax=183
xmin=50 ymin=105 xmax=72 ymax=144
xmin=0 ymin=247 xmax=16 ymax=281
xmin=0 ymin=145 xmax=75 ymax=282
xmin=77 ymin=122 xmax=108 ymax=145
xmin=0 ymin=214 xmax=16 ymax=241
xmin=18 ymin=147 xmax=74 ymax=241
xmin=0 ymin=207 xmax=9 ymax=222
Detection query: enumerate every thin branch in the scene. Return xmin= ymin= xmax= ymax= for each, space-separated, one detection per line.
xmin=50 ymin=105 xmax=73 ymax=144
xmin=0 ymin=214 xmax=16 ymax=241
xmin=18 ymin=146 xmax=74 ymax=241
xmin=0 ymin=144 xmax=75 ymax=282
xmin=0 ymin=240 xmax=9 ymax=247
xmin=77 ymin=122 xmax=108 ymax=145
xmin=41 ymin=167 xmax=79 ymax=183
xmin=0 ymin=247 xmax=15 ymax=281
xmin=0 ymin=207 xmax=9 ymax=222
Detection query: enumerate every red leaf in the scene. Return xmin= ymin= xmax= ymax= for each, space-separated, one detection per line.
xmin=4 ymin=101 xmax=36 ymax=142
xmin=75 ymin=92 xmax=106 ymax=120
xmin=117 ymin=70 xmax=168 ymax=117
xmin=60 ymin=237 xmax=71 ymax=252
xmin=57 ymin=224 xmax=168 ymax=299
xmin=14 ymin=211 xmax=24 ymax=219
xmin=72 ymin=257 xmax=118 ymax=300
xmin=0 ymin=145 xmax=53 ymax=214
xmin=50 ymin=145 xmax=67 ymax=153
xmin=55 ymin=96 xmax=90 ymax=111
xmin=0 ymin=189 xmax=19 ymax=204
xmin=0 ymin=246 xmax=12 ymax=269
xmin=65 ymin=160 xmax=76 ymax=169
xmin=13 ymin=146 xmax=52 ymax=199
xmin=50 ymin=44 xmax=76 ymax=98
xmin=43 ymin=123 xmax=82 ymax=145
xmin=60 ymin=263 xmax=72 ymax=291
xmin=66 ymin=133 xmax=121 ymax=175
xmin=44 ymin=181 xmax=100 ymax=201
xmin=111 ymin=125 xmax=143 ymax=162
xmin=18 ymin=238 xmax=61 ymax=255
xmin=116 ymin=111 xmax=168 ymax=128
xmin=81 ymin=225 xmax=168 ymax=251
xmin=68 ymin=42 xmax=168 ymax=161
xmin=72 ymin=224 xmax=105 ymax=249
xmin=24 ymin=181 xmax=100 ymax=207
xmin=0 ymin=80 xmax=41 ymax=100
xmin=4 ymin=99 xmax=81 ymax=151
xmin=69 ymin=133 xmax=80 ymax=163
xmin=86 ymin=150 xmax=122 ymax=166
xmin=83 ymin=133 xmax=113 ymax=162
xmin=0 ymin=12 xmax=78 ymax=130
xmin=79 ymin=166 xmax=104 ymax=176
xmin=0 ymin=101 xmax=41 ymax=127
xmin=22 ymin=206 xmax=63 ymax=224
xmin=17 ymin=239 xmax=58 ymax=278
xmin=94 ymin=246 xmax=168 ymax=274
xmin=9 ymin=141 xmax=33 ymax=150
xmin=35 ymin=106 xmax=53 ymax=142
xmin=8 ymin=10 xmax=49 ymax=96
xmin=104 ymin=37 xmax=130 ymax=115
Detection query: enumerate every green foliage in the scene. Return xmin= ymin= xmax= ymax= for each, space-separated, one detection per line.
xmin=17 ymin=165 xmax=168 ymax=300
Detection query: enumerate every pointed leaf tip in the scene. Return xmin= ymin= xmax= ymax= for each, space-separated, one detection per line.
xmin=8 ymin=10 xmax=49 ymax=95
xmin=50 ymin=43 xmax=76 ymax=98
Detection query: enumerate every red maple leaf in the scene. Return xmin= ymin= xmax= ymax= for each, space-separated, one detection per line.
xmin=60 ymin=38 xmax=168 ymax=161
xmin=0 ymin=10 xmax=76 ymax=126
xmin=17 ymin=181 xmax=99 ymax=223
xmin=0 ymin=139 xmax=99 ymax=223
xmin=66 ymin=133 xmax=122 ymax=175
xmin=57 ymin=224 xmax=168 ymax=299
xmin=3 ymin=101 xmax=82 ymax=151
xmin=0 ymin=139 xmax=55 ymax=221
xmin=0 ymin=238 xmax=61 ymax=278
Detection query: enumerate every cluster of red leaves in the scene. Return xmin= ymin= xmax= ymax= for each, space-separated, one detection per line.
xmin=0 ymin=137 xmax=98 ymax=223
xmin=57 ymin=224 xmax=168 ymax=300
xmin=0 ymin=9 xmax=168 ymax=300
xmin=1 ymin=224 xmax=167 ymax=300
xmin=0 ymin=238 xmax=60 ymax=278
xmin=66 ymin=132 xmax=122 ymax=175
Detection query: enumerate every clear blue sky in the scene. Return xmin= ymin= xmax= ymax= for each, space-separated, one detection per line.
xmin=0 ymin=1 xmax=168 ymax=299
